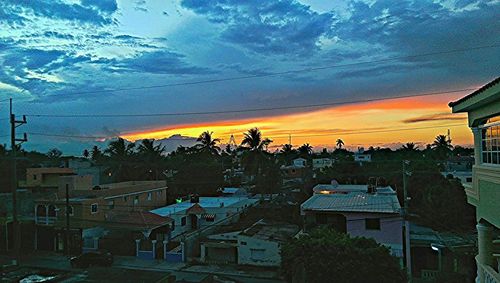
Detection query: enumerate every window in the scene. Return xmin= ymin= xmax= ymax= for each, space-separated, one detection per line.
xmin=108 ymin=200 xmax=114 ymax=209
xmin=481 ymin=116 xmax=500 ymax=165
xmin=241 ymin=241 xmax=247 ymax=245
xmin=157 ymin=191 xmax=162 ymax=197
xmin=365 ymin=218 xmax=381 ymax=230
xmin=90 ymin=203 xmax=98 ymax=214
xmin=147 ymin=192 xmax=152 ymax=201
xmin=181 ymin=216 xmax=186 ymax=226
xmin=33 ymin=174 xmax=37 ymax=180
xmin=123 ymin=196 xmax=128 ymax=202
xmin=466 ymin=177 xmax=472 ymax=182
xmin=171 ymin=221 xmax=175 ymax=231
xmin=134 ymin=196 xmax=139 ymax=205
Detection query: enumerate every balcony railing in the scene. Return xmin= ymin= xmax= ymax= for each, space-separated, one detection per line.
xmin=477 ymin=256 xmax=500 ymax=283
xmin=35 ymin=216 xmax=56 ymax=225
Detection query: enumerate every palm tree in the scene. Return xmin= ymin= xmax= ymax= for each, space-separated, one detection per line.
xmin=336 ymin=139 xmax=345 ymax=149
xmin=137 ymin=139 xmax=166 ymax=180
xmin=280 ymin=144 xmax=294 ymax=154
xmin=241 ymin=128 xmax=272 ymax=151
xmin=90 ymin=146 xmax=103 ymax=163
xmin=105 ymin=138 xmax=136 ymax=181
xmin=298 ymin=143 xmax=313 ymax=157
xmin=401 ymin=142 xmax=418 ymax=151
xmin=196 ymin=131 xmax=220 ymax=155
xmin=432 ymin=135 xmax=452 ymax=150
xmin=240 ymin=128 xmax=273 ymax=178
xmin=82 ymin=149 xmax=90 ymax=158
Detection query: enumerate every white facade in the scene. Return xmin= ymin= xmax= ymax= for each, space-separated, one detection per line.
xmin=293 ymin=158 xmax=307 ymax=167
xmin=237 ymin=235 xmax=282 ymax=267
xmin=312 ymin=158 xmax=334 ymax=169
xmin=354 ymin=153 xmax=372 ymax=162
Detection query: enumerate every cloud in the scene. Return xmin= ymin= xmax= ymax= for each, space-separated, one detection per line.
xmin=402 ymin=113 xmax=467 ymax=123
xmin=1 ymin=0 xmax=115 ymax=25
xmin=181 ymin=0 xmax=336 ymax=56
xmin=81 ymin=0 xmax=118 ymax=13
xmin=110 ymin=50 xmax=211 ymax=75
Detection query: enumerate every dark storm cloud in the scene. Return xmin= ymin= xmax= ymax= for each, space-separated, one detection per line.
xmin=181 ymin=0 xmax=336 ymax=56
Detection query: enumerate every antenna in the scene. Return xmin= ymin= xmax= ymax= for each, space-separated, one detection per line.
xmin=447 ymin=129 xmax=451 ymax=143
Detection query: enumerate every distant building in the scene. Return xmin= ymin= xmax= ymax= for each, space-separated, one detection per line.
xmin=67 ymin=158 xmax=109 ymax=186
xmin=218 ymin=187 xmax=248 ymax=197
xmin=301 ymin=184 xmax=403 ymax=259
xmin=200 ymin=219 xmax=299 ymax=267
xmin=449 ymin=77 xmax=500 ymax=283
xmin=21 ymin=167 xmax=75 ymax=190
xmin=293 ymin=158 xmax=307 ymax=167
xmin=312 ymin=158 xmax=334 ymax=169
xmin=354 ymin=147 xmax=371 ymax=163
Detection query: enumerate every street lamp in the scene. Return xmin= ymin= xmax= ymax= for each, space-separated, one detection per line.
xmin=431 ymin=243 xmax=445 ymax=272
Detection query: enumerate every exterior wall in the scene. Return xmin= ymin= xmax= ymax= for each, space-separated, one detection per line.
xmin=25 ymin=168 xmax=75 ymax=187
xmin=312 ymin=158 xmax=334 ymax=169
xmin=354 ymin=154 xmax=371 ymax=162
xmin=58 ymin=175 xmax=93 ymax=192
xmin=237 ymin=235 xmax=281 ymax=267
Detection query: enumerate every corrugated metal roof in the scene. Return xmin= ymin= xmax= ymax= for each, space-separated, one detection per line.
xmin=301 ymin=191 xmax=401 ymax=214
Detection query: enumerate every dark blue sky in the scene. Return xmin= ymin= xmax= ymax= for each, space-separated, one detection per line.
xmin=0 ymin=0 xmax=499 ymax=154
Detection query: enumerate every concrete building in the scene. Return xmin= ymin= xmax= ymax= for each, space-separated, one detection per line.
xmin=301 ymin=184 xmax=403 ymax=259
xmin=22 ymin=167 xmax=75 ymax=190
xmin=218 ymin=187 xmax=248 ymax=197
xmin=33 ymin=179 xmax=169 ymax=256
xmin=354 ymin=147 xmax=372 ymax=163
xmin=449 ymin=77 xmax=500 ymax=283
xmin=293 ymin=158 xmax=307 ymax=167
xmin=200 ymin=219 xmax=299 ymax=267
xmin=312 ymin=158 xmax=334 ymax=170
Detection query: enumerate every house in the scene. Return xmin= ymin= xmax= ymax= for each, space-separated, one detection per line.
xmin=312 ymin=158 xmax=334 ymax=170
xmin=354 ymin=147 xmax=371 ymax=163
xmin=33 ymin=178 xmax=169 ymax=256
xmin=67 ymin=158 xmax=110 ymax=186
xmin=200 ymin=219 xmax=299 ymax=267
xmin=301 ymin=183 xmax=403 ymax=259
xmin=441 ymin=156 xmax=474 ymax=186
xmin=449 ymin=77 xmax=500 ymax=283
xmin=293 ymin=158 xmax=307 ymax=167
xmin=21 ymin=167 xmax=75 ymax=190
xmin=410 ymin=223 xmax=476 ymax=282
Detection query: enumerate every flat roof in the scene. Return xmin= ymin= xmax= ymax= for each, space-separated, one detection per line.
xmin=302 ymin=189 xmax=401 ymax=214
xmin=313 ymin=184 xmax=394 ymax=194
xmin=150 ymin=197 xmax=256 ymax=217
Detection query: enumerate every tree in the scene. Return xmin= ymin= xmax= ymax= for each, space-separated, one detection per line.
xmin=241 ymin=127 xmax=272 ymax=151
xmin=137 ymin=139 xmax=166 ymax=180
xmin=282 ymin=228 xmax=405 ymax=283
xmin=196 ymin=131 xmax=220 ymax=155
xmin=47 ymin=148 xmax=62 ymax=159
xmin=401 ymin=142 xmax=418 ymax=151
xmin=240 ymin=128 xmax=273 ymax=179
xmin=336 ymin=138 xmax=345 ymax=149
xmin=432 ymin=134 xmax=453 ymax=160
xmin=90 ymin=146 xmax=104 ymax=163
xmin=104 ymin=138 xmax=136 ymax=181
xmin=297 ymin=143 xmax=313 ymax=157
xmin=82 ymin=149 xmax=90 ymax=158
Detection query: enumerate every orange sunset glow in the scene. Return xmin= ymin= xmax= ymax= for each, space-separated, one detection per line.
xmin=121 ymin=91 xmax=472 ymax=149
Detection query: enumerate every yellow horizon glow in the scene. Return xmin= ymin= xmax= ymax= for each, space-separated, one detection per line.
xmin=121 ymin=92 xmax=473 ymax=149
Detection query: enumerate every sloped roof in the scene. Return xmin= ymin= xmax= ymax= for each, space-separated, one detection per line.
xmin=106 ymin=210 xmax=173 ymax=231
xmin=449 ymin=76 xmax=500 ymax=107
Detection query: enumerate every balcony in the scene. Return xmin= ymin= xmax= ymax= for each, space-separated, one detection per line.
xmin=477 ymin=258 xmax=500 ymax=283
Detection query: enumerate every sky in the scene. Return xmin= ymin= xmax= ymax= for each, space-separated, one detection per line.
xmin=0 ymin=0 xmax=499 ymax=155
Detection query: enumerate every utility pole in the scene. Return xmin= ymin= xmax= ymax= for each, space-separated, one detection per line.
xmin=288 ymin=133 xmax=292 ymax=145
xmin=65 ymin=183 xmax=70 ymax=256
xmin=403 ymin=160 xmax=412 ymax=282
xmin=10 ymin=98 xmax=27 ymax=265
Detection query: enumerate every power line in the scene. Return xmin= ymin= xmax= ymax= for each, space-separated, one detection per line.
xmin=25 ymin=122 xmax=465 ymax=141
xmin=26 ymin=88 xmax=475 ymax=118
xmin=20 ymin=43 xmax=500 ymax=96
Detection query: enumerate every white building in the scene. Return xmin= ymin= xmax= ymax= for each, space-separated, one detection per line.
xmin=150 ymin=196 xmax=258 ymax=239
xmin=200 ymin=220 xmax=299 ymax=267
xmin=312 ymin=158 xmax=334 ymax=169
xmin=293 ymin=158 xmax=307 ymax=167
xmin=354 ymin=147 xmax=372 ymax=163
